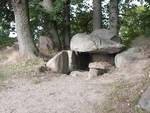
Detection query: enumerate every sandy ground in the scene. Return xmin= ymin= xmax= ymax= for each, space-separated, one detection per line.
xmin=0 ymin=73 xmax=114 ymax=113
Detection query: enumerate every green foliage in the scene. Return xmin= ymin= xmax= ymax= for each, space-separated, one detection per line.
xmin=29 ymin=0 xmax=93 ymax=40
xmin=120 ymin=5 xmax=150 ymax=46
xmin=0 ymin=37 xmax=16 ymax=49
xmin=71 ymin=3 xmax=93 ymax=34
xmin=0 ymin=0 xmax=14 ymax=37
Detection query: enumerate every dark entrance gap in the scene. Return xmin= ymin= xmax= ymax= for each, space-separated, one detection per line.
xmin=75 ymin=52 xmax=92 ymax=70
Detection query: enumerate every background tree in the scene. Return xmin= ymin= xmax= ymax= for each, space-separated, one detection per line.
xmin=1 ymin=0 xmax=150 ymax=51
xmin=93 ymin=0 xmax=102 ymax=30
xmin=63 ymin=0 xmax=71 ymax=49
xmin=109 ymin=0 xmax=119 ymax=38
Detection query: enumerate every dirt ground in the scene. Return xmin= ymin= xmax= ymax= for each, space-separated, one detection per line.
xmin=0 ymin=46 xmax=150 ymax=113
xmin=0 ymin=73 xmax=114 ymax=113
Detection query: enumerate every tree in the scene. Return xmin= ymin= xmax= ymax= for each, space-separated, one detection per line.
xmin=109 ymin=0 xmax=119 ymax=38
xmin=93 ymin=0 xmax=102 ymax=30
xmin=63 ymin=0 xmax=71 ymax=49
xmin=11 ymin=0 xmax=37 ymax=58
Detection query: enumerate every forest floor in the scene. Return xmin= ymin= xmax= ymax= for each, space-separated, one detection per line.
xmin=0 ymin=47 xmax=150 ymax=113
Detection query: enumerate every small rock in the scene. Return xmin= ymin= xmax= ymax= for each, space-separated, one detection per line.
xmin=39 ymin=65 xmax=48 ymax=73
xmin=70 ymin=70 xmax=88 ymax=77
xmin=138 ymin=86 xmax=150 ymax=112
xmin=88 ymin=61 xmax=112 ymax=79
xmin=88 ymin=69 xmax=100 ymax=79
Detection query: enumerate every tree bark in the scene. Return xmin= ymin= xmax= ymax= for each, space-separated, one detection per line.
xmin=11 ymin=0 xmax=37 ymax=58
xmin=109 ymin=0 xmax=119 ymax=37
xmin=63 ymin=0 xmax=71 ymax=49
xmin=93 ymin=0 xmax=102 ymax=30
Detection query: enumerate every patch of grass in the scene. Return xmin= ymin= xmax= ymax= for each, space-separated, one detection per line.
xmin=0 ymin=72 xmax=8 ymax=81
xmin=102 ymin=75 xmax=150 ymax=113
xmin=0 ymin=58 xmax=44 ymax=80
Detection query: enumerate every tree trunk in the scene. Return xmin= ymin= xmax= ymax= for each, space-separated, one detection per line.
xmin=93 ymin=0 xmax=102 ymax=30
xmin=109 ymin=0 xmax=119 ymax=37
xmin=49 ymin=21 xmax=61 ymax=50
xmin=40 ymin=0 xmax=61 ymax=50
xmin=63 ymin=0 xmax=71 ymax=49
xmin=11 ymin=0 xmax=37 ymax=58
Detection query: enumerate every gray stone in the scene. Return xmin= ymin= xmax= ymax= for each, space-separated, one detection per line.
xmin=115 ymin=47 xmax=145 ymax=68
xmin=88 ymin=68 xmax=107 ymax=79
xmin=39 ymin=36 xmax=54 ymax=56
xmin=90 ymin=29 xmax=115 ymax=40
xmin=67 ymin=50 xmax=77 ymax=72
xmin=88 ymin=69 xmax=99 ymax=79
xmin=131 ymin=36 xmax=150 ymax=48
xmin=139 ymin=86 xmax=150 ymax=112
xmin=115 ymin=36 xmax=150 ymax=68
xmin=46 ymin=51 xmax=69 ymax=74
xmin=70 ymin=33 xmax=124 ymax=54
xmin=88 ymin=61 xmax=111 ymax=79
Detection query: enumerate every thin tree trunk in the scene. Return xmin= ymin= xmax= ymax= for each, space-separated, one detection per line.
xmin=109 ymin=0 xmax=119 ymax=37
xmin=49 ymin=21 xmax=61 ymax=50
xmin=63 ymin=0 xmax=71 ymax=49
xmin=11 ymin=0 xmax=37 ymax=58
xmin=40 ymin=0 xmax=61 ymax=50
xmin=93 ymin=0 xmax=102 ymax=30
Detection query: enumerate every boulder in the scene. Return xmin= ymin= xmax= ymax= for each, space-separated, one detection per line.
xmin=115 ymin=47 xmax=147 ymax=68
xmin=138 ymin=86 xmax=150 ymax=112
xmin=115 ymin=36 xmax=150 ymax=68
xmin=90 ymin=29 xmax=115 ymax=40
xmin=46 ymin=51 xmax=69 ymax=74
xmin=131 ymin=36 xmax=150 ymax=48
xmin=70 ymin=33 xmax=124 ymax=54
xmin=39 ymin=36 xmax=54 ymax=56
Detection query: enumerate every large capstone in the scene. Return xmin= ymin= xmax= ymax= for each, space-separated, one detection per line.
xmin=70 ymin=30 xmax=124 ymax=54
